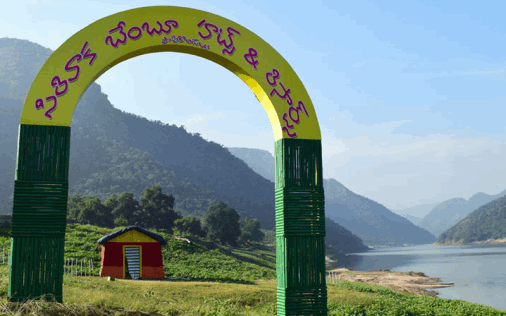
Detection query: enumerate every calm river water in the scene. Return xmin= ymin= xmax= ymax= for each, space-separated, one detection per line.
xmin=332 ymin=243 xmax=506 ymax=312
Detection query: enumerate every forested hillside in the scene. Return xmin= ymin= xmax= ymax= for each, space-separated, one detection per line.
xmin=0 ymin=37 xmax=275 ymax=229
xmin=0 ymin=96 xmax=259 ymax=222
xmin=436 ymin=195 xmax=506 ymax=244
xmin=0 ymin=37 xmax=371 ymax=255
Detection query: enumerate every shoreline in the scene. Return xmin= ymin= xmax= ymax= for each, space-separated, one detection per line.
xmin=327 ymin=268 xmax=454 ymax=298
xmin=434 ymin=237 xmax=506 ymax=246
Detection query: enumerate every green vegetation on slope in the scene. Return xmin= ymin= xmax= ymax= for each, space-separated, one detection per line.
xmin=437 ymin=195 xmax=506 ymax=244
xmin=0 ymin=222 xmax=276 ymax=284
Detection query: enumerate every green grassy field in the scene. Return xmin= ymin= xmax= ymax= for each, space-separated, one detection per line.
xmin=0 ymin=223 xmax=503 ymax=315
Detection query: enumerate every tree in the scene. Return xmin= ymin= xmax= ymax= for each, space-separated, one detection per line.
xmin=237 ymin=231 xmax=252 ymax=247
xmin=77 ymin=203 xmax=95 ymax=225
xmin=240 ymin=218 xmax=265 ymax=242
xmin=114 ymin=216 xmax=129 ymax=227
xmin=155 ymin=208 xmax=182 ymax=233
xmin=203 ymin=201 xmax=241 ymax=246
xmin=104 ymin=192 xmax=140 ymax=226
xmin=138 ymin=185 xmax=179 ymax=232
xmin=70 ymin=195 xmax=114 ymax=228
xmin=174 ymin=216 xmax=206 ymax=237
xmin=87 ymin=197 xmax=114 ymax=228
xmin=67 ymin=193 xmax=86 ymax=222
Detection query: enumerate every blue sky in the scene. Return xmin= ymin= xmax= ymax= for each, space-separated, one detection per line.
xmin=3 ymin=0 xmax=506 ymax=211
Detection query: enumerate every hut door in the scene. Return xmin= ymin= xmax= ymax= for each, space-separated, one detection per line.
xmin=125 ymin=247 xmax=141 ymax=280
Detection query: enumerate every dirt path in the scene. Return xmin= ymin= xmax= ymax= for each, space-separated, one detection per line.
xmin=327 ymin=269 xmax=455 ymax=297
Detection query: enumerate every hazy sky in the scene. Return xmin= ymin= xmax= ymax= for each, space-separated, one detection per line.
xmin=3 ymin=0 xmax=506 ymax=210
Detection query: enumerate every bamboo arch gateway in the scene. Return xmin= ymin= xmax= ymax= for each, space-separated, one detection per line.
xmin=11 ymin=6 xmax=327 ymax=315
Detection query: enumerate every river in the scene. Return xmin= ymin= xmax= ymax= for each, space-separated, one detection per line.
xmin=331 ymin=243 xmax=506 ymax=312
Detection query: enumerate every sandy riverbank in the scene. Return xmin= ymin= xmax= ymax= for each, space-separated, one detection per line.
xmin=327 ymin=268 xmax=455 ymax=297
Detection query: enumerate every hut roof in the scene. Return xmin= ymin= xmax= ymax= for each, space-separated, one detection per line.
xmin=97 ymin=225 xmax=168 ymax=245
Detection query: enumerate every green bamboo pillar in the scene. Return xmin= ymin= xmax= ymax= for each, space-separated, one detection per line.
xmin=275 ymin=138 xmax=327 ymax=315
xmin=8 ymin=124 xmax=70 ymax=303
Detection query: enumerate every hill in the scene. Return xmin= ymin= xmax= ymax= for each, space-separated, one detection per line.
xmin=417 ymin=189 xmax=506 ymax=238
xmin=227 ymin=147 xmax=437 ymax=247
xmin=227 ymin=148 xmax=369 ymax=254
xmin=0 ymin=37 xmax=370 ymax=256
xmin=0 ymin=37 xmax=277 ymax=229
xmin=436 ymin=195 xmax=506 ymax=245
xmin=324 ymin=179 xmax=436 ymax=247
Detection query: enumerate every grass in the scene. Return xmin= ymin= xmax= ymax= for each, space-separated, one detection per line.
xmin=0 ymin=223 xmax=503 ymax=315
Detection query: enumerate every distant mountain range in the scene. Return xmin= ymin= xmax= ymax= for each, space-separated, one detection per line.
xmin=416 ymin=190 xmax=506 ymax=238
xmin=436 ymin=195 xmax=506 ymax=245
xmin=227 ymin=148 xmax=275 ymax=183
xmin=230 ymin=144 xmax=506 ymax=246
xmin=399 ymin=214 xmax=422 ymax=225
xmin=228 ymin=148 xmax=437 ymax=247
xmin=391 ymin=202 xmax=441 ymax=219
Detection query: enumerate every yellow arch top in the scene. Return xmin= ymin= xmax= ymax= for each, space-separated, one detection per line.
xmin=20 ymin=6 xmax=321 ymax=141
